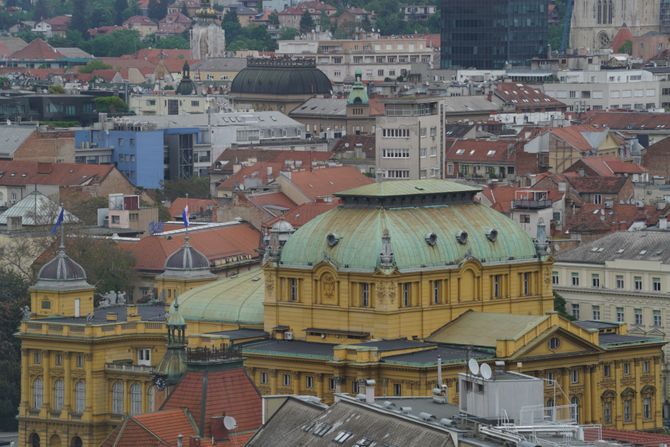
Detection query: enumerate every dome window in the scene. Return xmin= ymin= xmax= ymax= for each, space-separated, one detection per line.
xmin=425 ymin=232 xmax=438 ymax=246
xmin=455 ymin=231 xmax=468 ymax=244
xmin=326 ymin=233 xmax=341 ymax=247
xmin=486 ymin=229 xmax=498 ymax=242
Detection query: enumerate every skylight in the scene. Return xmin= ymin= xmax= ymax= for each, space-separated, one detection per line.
xmin=487 ymin=150 xmax=496 ymax=157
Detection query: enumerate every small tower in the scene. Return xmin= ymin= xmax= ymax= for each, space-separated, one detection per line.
xmin=264 ymin=219 xmax=295 ymax=262
xmin=30 ymin=233 xmax=94 ymax=318
xmin=156 ymin=236 xmax=217 ymax=304
xmin=154 ymin=296 xmax=188 ymax=396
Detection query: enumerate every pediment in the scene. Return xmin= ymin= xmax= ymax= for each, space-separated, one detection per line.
xmin=507 ymin=326 xmax=603 ymax=361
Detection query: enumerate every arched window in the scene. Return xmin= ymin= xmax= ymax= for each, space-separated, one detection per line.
xmin=641 ymin=385 xmax=656 ymax=421
xmin=70 ymin=436 xmax=83 ymax=447
xmin=570 ymin=396 xmax=579 ymax=422
xmin=601 ymin=390 xmax=615 ymax=424
xmin=33 ymin=377 xmax=43 ymax=410
xmin=147 ymin=386 xmax=156 ymax=413
xmin=111 ymin=382 xmax=124 ymax=414
xmin=29 ymin=433 xmax=40 ymax=447
xmin=621 ymin=387 xmax=635 ymax=423
xmin=75 ymin=381 xmax=85 ymax=414
xmin=130 ymin=383 xmax=142 ymax=416
xmin=54 ymin=379 xmax=64 ymax=411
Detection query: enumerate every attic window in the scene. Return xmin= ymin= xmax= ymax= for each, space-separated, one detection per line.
xmin=456 ymin=149 xmax=465 ymax=155
xmin=591 ymin=247 xmax=599 ymax=252
xmin=456 ymin=230 xmax=468 ymax=244
xmin=326 ymin=233 xmax=340 ymax=247
xmin=616 ymin=248 xmax=625 ymax=253
xmin=640 ymin=250 xmax=648 ymax=255
xmin=425 ymin=232 xmax=437 ymax=246
xmin=469 ymin=150 xmax=475 ymax=155
xmin=486 ymin=150 xmax=496 ymax=157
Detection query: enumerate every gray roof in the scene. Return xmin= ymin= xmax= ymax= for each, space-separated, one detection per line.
xmin=0 ymin=37 xmax=28 ymax=54
xmin=164 ymin=238 xmax=211 ymax=270
xmin=383 ymin=344 xmax=494 ymax=366
xmin=193 ymin=57 xmax=247 ymax=72
xmin=247 ymin=397 xmax=329 ymax=447
xmin=55 ymin=47 xmax=93 ymax=59
xmin=599 ymin=333 xmax=664 ymax=347
xmin=573 ymin=321 xmax=621 ymax=330
xmin=290 ymin=98 xmax=347 ymax=117
xmin=0 ymin=191 xmax=79 ymax=226
xmin=444 ymin=96 xmax=499 ymax=114
xmin=205 ymin=328 xmax=268 ymax=339
xmin=555 ymin=230 xmax=670 ymax=265
xmin=242 ymin=340 xmax=335 ymax=360
xmin=357 ymin=338 xmax=434 ymax=352
xmin=247 ymin=396 xmax=456 ymax=447
xmin=125 ymin=111 xmax=302 ymax=128
xmin=0 ymin=126 xmax=35 ymax=158
xmin=41 ymin=303 xmax=166 ymax=325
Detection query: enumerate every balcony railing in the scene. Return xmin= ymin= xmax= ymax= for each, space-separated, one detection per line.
xmin=104 ymin=363 xmax=154 ymax=374
xmin=512 ymin=199 xmax=553 ymax=209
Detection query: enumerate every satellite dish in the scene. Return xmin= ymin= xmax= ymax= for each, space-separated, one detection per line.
xmin=223 ymin=416 xmax=237 ymax=431
xmin=468 ymin=358 xmax=480 ymax=376
xmin=480 ymin=363 xmax=493 ymax=380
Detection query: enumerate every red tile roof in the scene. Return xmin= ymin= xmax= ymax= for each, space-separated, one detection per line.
xmin=286 ymin=166 xmax=374 ymax=201
xmin=567 ymin=202 xmax=668 ymax=234
xmin=581 ymin=110 xmax=670 ymax=130
xmin=550 ymin=124 xmax=605 ymax=152
xmin=100 ymin=418 xmax=170 ymax=447
xmin=610 ymin=24 xmax=633 ymax=52
xmin=10 ymin=39 xmax=64 ymax=60
xmin=124 ymin=15 xmax=157 ymax=26
xmin=481 ymin=183 xmax=563 ymax=214
xmin=218 ymin=162 xmax=283 ymax=191
xmin=446 ymin=138 xmax=517 ymax=163
xmin=495 ymin=82 xmax=566 ymax=110
xmin=245 ymin=191 xmax=296 ymax=210
xmin=117 ymin=222 xmax=262 ymax=272
xmin=0 ymin=160 xmax=114 ymax=186
xmin=564 ymin=175 xmax=629 ymax=194
xmin=564 ymin=156 xmax=647 ymax=176
xmin=169 ymin=198 xmax=219 ymax=218
xmin=161 ymin=368 xmax=262 ymax=439
xmin=585 ymin=428 xmax=670 ymax=447
xmin=264 ymin=200 xmax=338 ymax=228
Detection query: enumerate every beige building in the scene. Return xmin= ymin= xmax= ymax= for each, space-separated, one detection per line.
xmin=553 ymin=230 xmax=670 ymax=396
xmin=570 ymin=0 xmax=661 ymax=50
xmin=375 ymin=97 xmax=445 ymax=180
xmin=128 ymin=94 xmax=215 ymax=115
xmin=277 ymin=35 xmax=435 ymax=84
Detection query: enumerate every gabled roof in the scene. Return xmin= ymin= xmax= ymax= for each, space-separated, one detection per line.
xmin=481 ymin=184 xmax=563 ymax=215
xmin=564 ymin=156 xmax=647 ymax=176
xmin=0 ymin=160 xmax=114 ymax=187
xmin=45 ymin=15 xmax=71 ymax=28
xmin=564 ymin=175 xmax=629 ymax=194
xmin=556 ymin=230 xmax=670 ymax=265
xmin=549 ymin=124 xmax=606 ymax=152
xmin=0 ymin=126 xmax=35 ymax=158
xmin=610 ymin=24 xmax=633 ymax=52
xmin=245 ymin=191 xmax=296 ymax=211
xmin=582 ymin=110 xmax=670 ymax=130
xmin=100 ymin=408 xmax=197 ymax=447
xmin=0 ymin=191 xmax=79 ymax=226
xmin=124 ymin=15 xmax=157 ymax=26
xmin=10 ymin=39 xmax=64 ymax=60
xmin=565 ymin=202 xmax=667 ymax=234
xmin=290 ymin=98 xmax=347 ymax=117
xmin=218 ymin=162 xmax=283 ymax=191
xmin=264 ymin=201 xmax=337 ymax=228
xmin=284 ymin=166 xmax=374 ymax=201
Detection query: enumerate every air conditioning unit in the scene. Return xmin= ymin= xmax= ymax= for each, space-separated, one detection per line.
xmin=284 ymin=331 xmax=294 ymax=341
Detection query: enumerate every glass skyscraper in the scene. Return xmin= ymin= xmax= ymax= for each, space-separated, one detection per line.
xmin=440 ymin=0 xmax=548 ymax=69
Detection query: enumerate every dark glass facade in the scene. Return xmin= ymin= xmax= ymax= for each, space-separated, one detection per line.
xmin=440 ymin=0 xmax=548 ymax=69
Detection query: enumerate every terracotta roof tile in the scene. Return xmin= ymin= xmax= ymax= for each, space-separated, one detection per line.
xmin=567 ymin=202 xmax=668 ymax=234
xmin=610 ymin=24 xmax=633 ymax=52
xmin=0 ymin=160 xmax=114 ymax=186
xmin=564 ymin=156 xmax=647 ymax=176
xmin=117 ymin=222 xmax=262 ymax=272
xmin=218 ymin=162 xmax=283 ymax=191
xmin=564 ymin=175 xmax=628 ymax=194
xmin=134 ymin=408 xmax=197 ymax=445
xmin=285 ymin=165 xmax=374 ymax=201
xmin=264 ymin=200 xmax=337 ymax=228
xmin=495 ymin=82 xmax=566 ymax=111
xmin=10 ymin=39 xmax=64 ymax=60
xmin=550 ymin=124 xmax=604 ymax=152
xmin=582 ymin=110 xmax=670 ymax=130
xmin=246 ymin=191 xmax=296 ymax=210
xmin=446 ymin=138 xmax=517 ymax=163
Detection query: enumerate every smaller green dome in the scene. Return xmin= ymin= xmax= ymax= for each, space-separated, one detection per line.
xmin=173 ymin=268 xmax=265 ymax=325
xmin=347 ymin=68 xmax=368 ymax=105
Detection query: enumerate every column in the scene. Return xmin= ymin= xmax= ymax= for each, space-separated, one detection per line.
xmin=85 ymin=354 xmax=93 ymax=416
xmin=20 ymin=349 xmax=29 ymax=413
xmin=590 ymin=366 xmax=598 ymax=424
xmin=140 ymin=382 xmax=147 ymax=414
xmin=42 ymin=350 xmax=50 ymax=417
xmin=584 ymin=366 xmax=592 ymax=424
xmin=63 ymin=352 xmax=72 ymax=414
xmin=269 ymin=369 xmax=277 ymax=394
xmin=562 ymin=368 xmax=570 ymax=406
xmin=293 ymin=372 xmax=301 ymax=395
xmin=655 ymin=357 xmax=663 ymax=427
xmin=123 ymin=381 xmax=129 ymax=415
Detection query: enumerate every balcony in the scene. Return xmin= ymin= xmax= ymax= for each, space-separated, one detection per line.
xmin=512 ymin=199 xmax=553 ymax=209
xmin=104 ymin=363 xmax=154 ymax=375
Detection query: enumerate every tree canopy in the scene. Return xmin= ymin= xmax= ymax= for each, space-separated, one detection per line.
xmin=300 ymin=10 xmax=315 ymax=34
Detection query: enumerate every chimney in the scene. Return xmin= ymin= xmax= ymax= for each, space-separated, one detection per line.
xmin=437 ymin=356 xmax=442 ymax=387
xmin=177 ymin=434 xmax=183 ymax=447
xmin=660 ymin=217 xmax=668 ymax=230
xmin=486 ymin=91 xmax=493 ymax=102
xmin=365 ymin=379 xmax=375 ymax=404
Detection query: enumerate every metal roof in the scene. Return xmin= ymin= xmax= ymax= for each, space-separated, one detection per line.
xmin=242 ymin=340 xmax=335 ymax=360
xmin=555 ymin=230 xmax=670 ymax=265
xmin=0 ymin=191 xmax=79 ymax=226
xmin=173 ymin=268 xmax=265 ymax=325
xmin=0 ymin=126 xmax=34 ymax=158
xmin=290 ymin=98 xmax=347 ymax=117
xmin=336 ymin=179 xmax=481 ymax=198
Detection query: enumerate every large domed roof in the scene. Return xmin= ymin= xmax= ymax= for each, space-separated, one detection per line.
xmin=278 ymin=180 xmax=540 ymax=272
xmin=172 ymin=268 xmax=264 ymax=325
xmin=230 ymin=57 xmax=332 ymax=96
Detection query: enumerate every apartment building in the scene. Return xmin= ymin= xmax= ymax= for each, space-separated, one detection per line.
xmin=276 ymin=35 xmax=435 ymax=83
xmin=375 ymin=97 xmax=445 ymax=180
xmin=542 ymin=69 xmax=661 ymax=112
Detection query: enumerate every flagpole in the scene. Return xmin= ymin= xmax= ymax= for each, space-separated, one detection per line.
xmin=59 ymin=203 xmax=65 ymax=252
xmin=185 ymin=193 xmax=189 ymax=240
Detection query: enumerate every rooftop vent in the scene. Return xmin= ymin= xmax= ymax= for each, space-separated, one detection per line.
xmin=326 ymin=233 xmax=341 ymax=247
xmin=425 ymin=232 xmax=437 ymax=246
xmin=456 ymin=231 xmax=468 ymax=245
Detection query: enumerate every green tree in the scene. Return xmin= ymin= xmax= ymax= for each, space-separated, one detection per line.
xmin=32 ymin=0 xmax=49 ymax=21
xmin=222 ymin=9 xmax=242 ymax=42
xmin=319 ymin=10 xmax=330 ymax=30
xmin=278 ymin=27 xmax=298 ymax=40
xmin=147 ymin=0 xmax=167 ymax=20
xmin=123 ymin=0 xmax=142 ymax=20
xmin=16 ymin=29 xmax=40 ymax=42
xmin=269 ymin=12 xmax=279 ymax=26
xmin=86 ymin=29 xmax=142 ymax=57
xmin=161 ymin=176 xmax=210 ymax=202
xmin=79 ymin=59 xmax=112 ymax=73
xmin=300 ymin=10 xmax=315 ymax=34
xmin=0 ymin=268 xmax=29 ymax=431
xmin=617 ymin=40 xmax=632 ymax=55
xmin=94 ymin=95 xmax=128 ymax=113
xmin=48 ymin=84 xmax=65 ymax=94
xmin=71 ymin=0 xmax=89 ymax=34
xmin=114 ymin=0 xmax=129 ymax=25
xmin=151 ymin=35 xmax=189 ymax=49
xmin=68 ymin=195 xmax=108 ymax=225
xmin=553 ymin=291 xmax=575 ymax=320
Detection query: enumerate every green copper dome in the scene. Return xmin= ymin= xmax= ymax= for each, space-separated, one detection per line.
xmin=172 ymin=268 xmax=264 ymax=325
xmin=279 ymin=180 xmax=539 ymax=272
xmin=347 ymin=69 xmax=368 ymax=105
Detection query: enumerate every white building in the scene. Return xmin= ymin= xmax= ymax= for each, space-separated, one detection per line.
xmin=277 ymin=34 xmax=435 ymax=83
xmin=542 ymin=69 xmax=661 ymax=112
xmin=553 ymin=229 xmax=670 ymax=395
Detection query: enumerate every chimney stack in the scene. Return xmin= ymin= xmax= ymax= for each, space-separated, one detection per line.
xmin=177 ymin=434 xmax=183 ymax=447
xmin=365 ymin=379 xmax=375 ymax=404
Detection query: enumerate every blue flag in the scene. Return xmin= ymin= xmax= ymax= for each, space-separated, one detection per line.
xmin=51 ymin=207 xmax=64 ymax=234
xmin=182 ymin=204 xmax=189 ymax=227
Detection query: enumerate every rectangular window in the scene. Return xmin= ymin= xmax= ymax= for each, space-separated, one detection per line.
xmin=571 ymin=369 xmax=579 ymax=384
xmin=360 ymin=283 xmax=369 ymax=307
xmin=283 ymin=374 xmax=291 ymax=386
xmin=433 ymin=280 xmax=441 ymax=304
xmin=591 ymin=274 xmax=600 ymax=288
xmin=623 ymin=362 xmax=630 ymax=375
xmin=76 ymin=354 xmax=83 ymax=368
xmin=616 ymin=307 xmax=624 ymax=322
xmin=593 ymin=194 xmax=602 ymax=205
xmin=616 ymin=275 xmax=624 ymax=289
xmin=643 ymin=360 xmax=650 ymax=374
xmin=260 ymin=372 xmax=268 ymax=384
xmin=634 ymin=276 xmax=643 ymax=291
xmin=571 ymin=272 xmax=579 ymax=286
xmin=523 ymin=272 xmax=531 ymax=296
xmin=635 ymin=308 xmax=643 ymax=326
xmin=329 ymin=378 xmax=336 ymax=390
xmin=546 ymin=371 xmax=554 ymax=383
xmin=552 ymin=271 xmax=559 ymax=285
xmin=34 ymin=351 xmax=41 ymax=364
xmin=289 ymin=278 xmax=298 ymax=301
xmin=138 ymin=348 xmax=151 ymax=366
xmin=520 ymin=214 xmax=531 ymax=223
xmin=654 ymin=310 xmax=662 ymax=327
xmin=402 ymin=283 xmax=411 ymax=307
xmin=603 ymin=364 xmax=611 ymax=377
xmin=572 ymin=304 xmax=580 ymax=320
xmin=55 ymin=353 xmax=62 ymax=366
xmin=493 ymin=275 xmax=502 ymax=298
xmin=653 ymin=277 xmax=662 ymax=292
xmin=592 ymin=305 xmax=600 ymax=321
xmin=644 ymin=397 xmax=652 ymax=420
xmin=393 ymin=383 xmax=402 ymax=396
xmin=306 ymin=375 xmax=313 ymax=389
xmin=624 ymin=399 xmax=632 ymax=422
